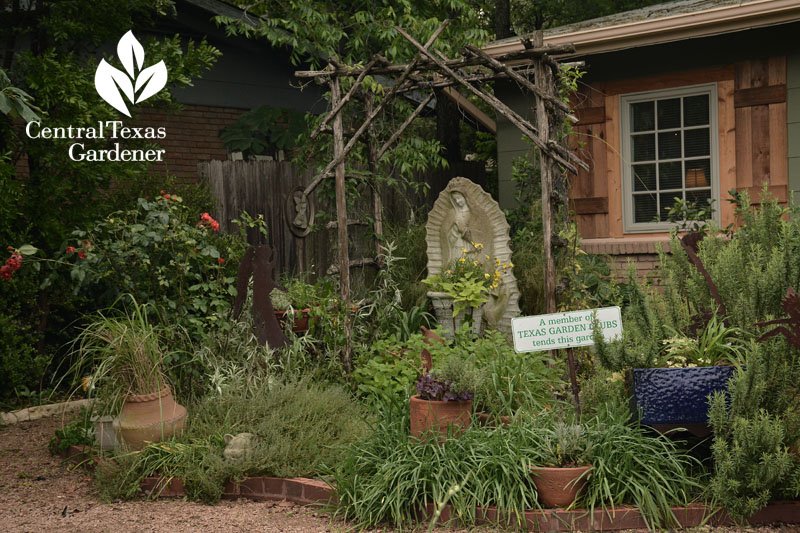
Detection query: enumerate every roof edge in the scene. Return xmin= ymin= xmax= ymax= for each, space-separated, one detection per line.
xmin=484 ymin=0 xmax=800 ymax=58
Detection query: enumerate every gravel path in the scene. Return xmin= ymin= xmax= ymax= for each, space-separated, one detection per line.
xmin=2 ymin=415 xmax=799 ymax=533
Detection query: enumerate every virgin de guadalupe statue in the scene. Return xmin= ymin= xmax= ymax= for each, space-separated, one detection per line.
xmin=426 ymin=177 xmax=520 ymax=332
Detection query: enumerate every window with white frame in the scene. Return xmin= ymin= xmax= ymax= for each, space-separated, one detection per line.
xmin=620 ymin=83 xmax=719 ymax=233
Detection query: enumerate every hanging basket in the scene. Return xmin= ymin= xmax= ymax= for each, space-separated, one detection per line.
xmin=427 ymin=291 xmax=482 ymax=339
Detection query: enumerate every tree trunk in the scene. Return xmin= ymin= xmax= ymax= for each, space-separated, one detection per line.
xmin=495 ymin=0 xmax=513 ymax=39
xmin=435 ymin=89 xmax=461 ymax=164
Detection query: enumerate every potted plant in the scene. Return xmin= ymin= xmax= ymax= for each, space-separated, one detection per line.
xmin=410 ymin=353 xmax=484 ymax=441
xmin=73 ymin=301 xmax=187 ymax=451
xmin=270 ymin=278 xmax=315 ymax=333
xmin=423 ymin=243 xmax=508 ymax=339
xmin=529 ymin=422 xmax=593 ymax=508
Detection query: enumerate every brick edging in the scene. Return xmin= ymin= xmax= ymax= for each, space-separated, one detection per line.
xmin=140 ymin=475 xmax=336 ymax=506
xmin=60 ymin=446 xmax=800 ymax=531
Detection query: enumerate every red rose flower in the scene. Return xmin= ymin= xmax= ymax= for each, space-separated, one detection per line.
xmin=218 ymin=258 xmax=225 ymax=264
xmin=65 ymin=246 xmax=75 ymax=253
xmin=77 ymin=251 xmax=87 ymax=260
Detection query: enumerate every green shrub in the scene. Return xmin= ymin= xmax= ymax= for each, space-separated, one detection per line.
xmin=331 ymin=399 xmax=701 ymax=530
xmin=64 ymin=194 xmax=248 ymax=339
xmin=96 ymin=379 xmax=368 ymax=503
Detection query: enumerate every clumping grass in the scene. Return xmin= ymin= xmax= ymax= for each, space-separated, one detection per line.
xmin=95 ymin=378 xmax=369 ymax=503
xmin=330 ymin=397 xmax=538 ymax=529
xmin=330 ymin=399 xmax=703 ymax=530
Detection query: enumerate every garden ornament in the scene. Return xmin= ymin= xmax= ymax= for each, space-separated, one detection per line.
xmin=223 ymin=433 xmax=258 ymax=462
xmin=285 ymin=185 xmax=314 ymax=238
xmin=233 ymin=245 xmax=288 ymax=352
xmin=755 ymin=287 xmax=800 ymax=348
xmin=679 ymin=231 xmax=728 ymax=336
xmin=426 ymin=177 xmax=520 ymax=331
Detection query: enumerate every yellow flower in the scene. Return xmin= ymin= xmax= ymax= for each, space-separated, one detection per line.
xmin=485 ymin=254 xmax=490 ymax=260
xmin=461 ymin=247 xmax=468 ymax=254
xmin=484 ymin=273 xmax=490 ymax=279
xmin=491 ymin=282 xmax=498 ymax=288
xmin=445 ymin=270 xmax=452 ymax=275
xmin=460 ymin=257 xmax=466 ymax=263
xmin=502 ymin=262 xmax=508 ymax=269
xmin=509 ymin=262 xmax=514 ymax=268
xmin=495 ymin=258 xmax=501 ymax=265
xmin=473 ymin=260 xmax=479 ymax=266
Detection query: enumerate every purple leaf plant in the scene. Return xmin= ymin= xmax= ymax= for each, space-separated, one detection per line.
xmin=416 ymin=372 xmax=473 ymax=402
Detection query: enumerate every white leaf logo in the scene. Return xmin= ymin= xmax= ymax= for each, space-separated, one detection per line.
xmin=95 ymin=31 xmax=167 ymax=117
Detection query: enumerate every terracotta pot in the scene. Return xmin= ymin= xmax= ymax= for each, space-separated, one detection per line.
xmin=274 ymin=308 xmax=312 ymax=333
xmin=114 ymin=387 xmax=187 ymax=450
xmin=529 ymin=465 xmax=592 ymax=508
xmin=476 ymin=412 xmax=512 ymax=428
xmin=409 ymin=395 xmax=472 ymax=441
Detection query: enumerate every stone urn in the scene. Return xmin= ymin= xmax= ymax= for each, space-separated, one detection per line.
xmin=529 ymin=465 xmax=592 ymax=508
xmin=427 ymin=291 xmax=482 ymax=339
xmin=114 ymin=387 xmax=187 ymax=450
xmin=409 ymin=395 xmax=472 ymax=442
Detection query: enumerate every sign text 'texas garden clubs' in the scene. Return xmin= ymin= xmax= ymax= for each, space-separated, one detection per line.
xmin=511 ymin=306 xmax=623 ymax=353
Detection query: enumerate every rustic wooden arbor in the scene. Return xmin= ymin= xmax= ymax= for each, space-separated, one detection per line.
xmin=294 ymin=22 xmax=587 ymax=370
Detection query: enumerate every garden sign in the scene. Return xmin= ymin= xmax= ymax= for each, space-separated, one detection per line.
xmin=511 ymin=306 xmax=623 ymax=353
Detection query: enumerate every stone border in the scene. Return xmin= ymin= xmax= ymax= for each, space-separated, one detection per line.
xmin=1 ymin=398 xmax=91 ymax=425
xmin=60 ymin=446 xmax=800 ymax=531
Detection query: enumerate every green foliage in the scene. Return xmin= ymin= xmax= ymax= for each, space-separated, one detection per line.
xmin=535 ymin=422 xmax=592 ymax=467
xmin=331 ymin=398 xmax=538 ymax=529
xmin=1 ymin=0 xmax=220 ymax=400
xmin=352 ymin=332 xmax=436 ymax=400
xmin=220 ymin=105 xmax=307 ymax=159
xmin=331 ymin=398 xmax=700 ymax=529
xmin=65 ymin=194 xmax=246 ymax=339
xmin=48 ymin=409 xmax=94 ymax=455
xmin=707 ymin=337 xmax=800 ymax=519
xmin=68 ymin=300 xmax=183 ymax=413
xmin=423 ymin=245 xmax=509 ymax=316
xmin=96 ymin=379 xmax=369 ymax=504
xmin=0 ymin=68 xmax=41 ymax=122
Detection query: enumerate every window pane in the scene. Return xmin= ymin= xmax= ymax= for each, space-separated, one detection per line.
xmin=658 ymin=131 xmax=681 ymax=159
xmin=684 ymin=95 xmax=709 ymax=126
xmin=634 ymin=194 xmax=658 ymax=223
xmin=632 ymin=101 xmax=655 ymax=132
xmin=685 ymin=159 xmax=711 ymax=188
xmin=684 ymin=128 xmax=710 ymax=158
xmin=659 ymin=161 xmax=682 ymax=190
xmin=660 ymin=191 xmax=683 ymax=221
xmin=633 ymin=133 xmax=655 ymax=161
xmin=633 ymin=163 xmax=656 ymax=191
xmin=687 ymin=189 xmax=712 ymax=210
xmin=657 ymin=98 xmax=681 ymax=129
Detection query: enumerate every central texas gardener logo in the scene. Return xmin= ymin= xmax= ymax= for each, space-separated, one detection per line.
xmin=95 ymin=31 xmax=167 ymax=117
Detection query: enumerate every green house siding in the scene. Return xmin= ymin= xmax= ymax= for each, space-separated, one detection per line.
xmin=495 ymin=83 xmax=535 ymax=210
xmin=789 ymin=53 xmax=800 ymax=205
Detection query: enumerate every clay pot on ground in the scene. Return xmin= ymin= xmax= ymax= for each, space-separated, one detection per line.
xmin=529 ymin=464 xmax=592 ymax=508
xmin=114 ymin=387 xmax=187 ymax=450
xmin=274 ymin=308 xmax=312 ymax=333
xmin=409 ymin=395 xmax=472 ymax=442
xmin=476 ymin=412 xmax=512 ymax=428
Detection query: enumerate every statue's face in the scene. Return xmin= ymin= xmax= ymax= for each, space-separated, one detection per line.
xmin=451 ymin=191 xmax=466 ymax=208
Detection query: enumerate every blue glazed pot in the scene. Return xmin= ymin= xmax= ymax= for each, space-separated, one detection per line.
xmin=632 ymin=366 xmax=735 ymax=425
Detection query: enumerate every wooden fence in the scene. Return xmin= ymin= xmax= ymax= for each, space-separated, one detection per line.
xmin=200 ymin=159 xmax=487 ymax=280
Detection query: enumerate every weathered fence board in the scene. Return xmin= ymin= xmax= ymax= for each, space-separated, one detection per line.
xmin=200 ymin=159 xmax=487 ymax=282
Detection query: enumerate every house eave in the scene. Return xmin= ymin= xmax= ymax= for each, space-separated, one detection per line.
xmin=484 ymin=0 xmax=800 ymax=58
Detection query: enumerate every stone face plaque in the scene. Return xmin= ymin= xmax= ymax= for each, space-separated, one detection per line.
xmin=425 ymin=177 xmax=520 ymax=331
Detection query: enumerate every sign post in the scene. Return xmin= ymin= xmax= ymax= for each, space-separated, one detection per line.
xmin=512 ymin=307 xmax=623 ymax=416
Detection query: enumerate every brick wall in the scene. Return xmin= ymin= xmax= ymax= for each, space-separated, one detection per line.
xmin=134 ymin=104 xmax=244 ymax=182
xmin=582 ymin=236 xmax=672 ymax=283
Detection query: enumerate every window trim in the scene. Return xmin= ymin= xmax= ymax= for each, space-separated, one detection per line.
xmin=620 ymin=82 xmax=720 ymax=234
